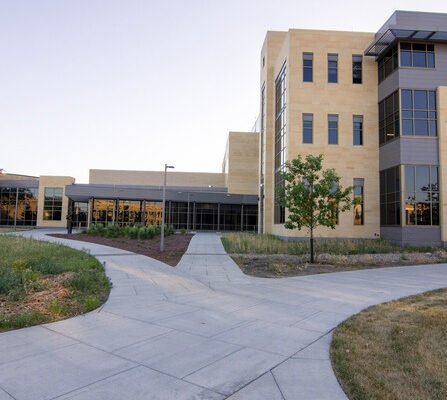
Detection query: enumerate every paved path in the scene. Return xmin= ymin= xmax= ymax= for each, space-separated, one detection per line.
xmin=1 ymin=230 xmax=447 ymax=400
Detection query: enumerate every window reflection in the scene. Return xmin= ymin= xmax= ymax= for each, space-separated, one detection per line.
xmin=89 ymin=198 xmax=257 ymax=232
xmin=354 ymin=179 xmax=364 ymax=225
xmin=405 ymin=165 xmax=439 ymax=226
xmin=43 ymin=188 xmax=63 ymax=221
xmin=380 ymin=166 xmax=401 ymax=226
xmin=0 ymin=187 xmax=38 ymax=226
xmin=274 ymin=63 xmax=287 ymax=224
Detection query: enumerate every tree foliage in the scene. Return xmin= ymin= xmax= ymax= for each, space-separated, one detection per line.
xmin=279 ymin=154 xmax=354 ymax=262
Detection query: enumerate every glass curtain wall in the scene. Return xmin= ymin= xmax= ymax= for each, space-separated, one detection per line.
xmin=89 ymin=198 xmax=257 ymax=232
xmin=274 ymin=63 xmax=287 ymax=224
xmin=0 ymin=187 xmax=38 ymax=226
xmin=73 ymin=202 xmax=88 ymax=227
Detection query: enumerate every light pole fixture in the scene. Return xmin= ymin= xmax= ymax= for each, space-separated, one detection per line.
xmin=160 ymin=163 xmax=174 ymax=252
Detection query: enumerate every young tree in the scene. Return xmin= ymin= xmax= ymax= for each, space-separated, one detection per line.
xmin=279 ymin=154 xmax=353 ymax=263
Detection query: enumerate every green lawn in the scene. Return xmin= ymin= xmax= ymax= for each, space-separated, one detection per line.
xmin=0 ymin=236 xmax=110 ymax=331
xmin=331 ymin=289 xmax=447 ymax=400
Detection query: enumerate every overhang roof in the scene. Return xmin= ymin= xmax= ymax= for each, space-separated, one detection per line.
xmin=65 ymin=184 xmax=258 ymax=205
xmin=365 ymin=28 xmax=447 ymax=57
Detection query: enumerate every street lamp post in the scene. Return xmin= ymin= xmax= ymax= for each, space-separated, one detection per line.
xmin=160 ymin=163 xmax=174 ymax=252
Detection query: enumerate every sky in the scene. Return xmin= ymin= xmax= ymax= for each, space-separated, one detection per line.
xmin=2 ymin=0 xmax=447 ymax=183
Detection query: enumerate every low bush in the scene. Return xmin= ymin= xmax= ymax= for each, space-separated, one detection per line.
xmin=87 ymin=223 xmax=169 ymax=240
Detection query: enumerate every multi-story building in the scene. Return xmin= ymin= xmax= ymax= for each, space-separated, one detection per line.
xmin=2 ymin=10 xmax=447 ymax=246
xmin=259 ymin=10 xmax=447 ymax=246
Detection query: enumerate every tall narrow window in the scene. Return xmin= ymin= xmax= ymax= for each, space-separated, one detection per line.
xmin=303 ymin=113 xmax=313 ymax=144
xmin=328 ymin=54 xmax=338 ymax=83
xmin=379 ymin=90 xmax=400 ymax=145
xmin=379 ymin=166 xmax=401 ymax=226
xmin=378 ymin=44 xmax=398 ymax=83
xmin=328 ymin=114 xmax=338 ymax=144
xmin=274 ymin=63 xmax=287 ymax=224
xmin=353 ymin=115 xmax=363 ymax=145
xmin=404 ymin=165 xmax=439 ymax=226
xmin=43 ymin=188 xmax=63 ymax=221
xmin=354 ymin=178 xmax=364 ymax=225
xmin=352 ymin=55 xmax=362 ymax=84
xmin=303 ymin=52 xmax=313 ymax=82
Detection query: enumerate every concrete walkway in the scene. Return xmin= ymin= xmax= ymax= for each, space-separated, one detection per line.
xmin=1 ymin=230 xmax=447 ymax=399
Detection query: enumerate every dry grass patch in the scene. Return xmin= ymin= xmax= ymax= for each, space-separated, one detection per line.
xmin=0 ymin=236 xmax=111 ymax=332
xmin=222 ymin=232 xmax=434 ymax=256
xmin=331 ymin=288 xmax=447 ymax=400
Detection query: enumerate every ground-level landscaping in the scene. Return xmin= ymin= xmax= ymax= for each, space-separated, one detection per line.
xmin=51 ymin=231 xmax=194 ymax=266
xmin=0 ymin=236 xmax=110 ymax=332
xmin=222 ymin=233 xmax=447 ymax=277
xmin=331 ymin=288 xmax=447 ymax=400
xmin=0 ymin=228 xmax=31 ymax=233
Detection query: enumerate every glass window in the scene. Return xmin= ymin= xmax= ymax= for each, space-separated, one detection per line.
xmin=379 ymin=90 xmax=400 ymax=144
xmin=378 ymin=44 xmax=398 ymax=82
xmin=353 ymin=178 xmax=364 ymax=225
xmin=352 ymin=55 xmax=362 ymax=84
xmin=353 ymin=115 xmax=363 ymax=145
xmin=303 ymin=52 xmax=313 ymax=82
xmin=414 ymin=90 xmax=427 ymax=109
xmin=400 ymin=89 xmax=437 ymax=137
xmin=328 ymin=54 xmax=338 ymax=83
xmin=328 ymin=114 xmax=338 ymax=145
xmin=399 ymin=42 xmax=435 ymax=68
xmin=274 ymin=63 xmax=287 ymax=224
xmin=0 ymin=187 xmax=38 ymax=226
xmin=380 ymin=166 xmax=401 ymax=226
xmin=303 ymin=113 xmax=313 ymax=144
xmin=43 ymin=188 xmax=63 ymax=221
xmin=405 ymin=165 xmax=439 ymax=225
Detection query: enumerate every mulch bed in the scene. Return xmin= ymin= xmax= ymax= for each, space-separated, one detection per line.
xmin=232 ymin=255 xmax=367 ymax=277
xmin=50 ymin=233 xmax=194 ymax=266
xmin=232 ymin=251 xmax=447 ymax=278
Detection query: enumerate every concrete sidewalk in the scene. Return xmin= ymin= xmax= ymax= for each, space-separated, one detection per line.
xmin=1 ymin=230 xmax=446 ymax=399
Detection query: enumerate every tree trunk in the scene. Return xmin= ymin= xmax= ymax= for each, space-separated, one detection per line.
xmin=310 ymin=225 xmax=314 ymax=264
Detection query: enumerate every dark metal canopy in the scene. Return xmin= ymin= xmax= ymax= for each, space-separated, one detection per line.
xmin=0 ymin=179 xmax=39 ymax=189
xmin=365 ymin=28 xmax=447 ymax=57
xmin=65 ymin=183 xmax=258 ymax=205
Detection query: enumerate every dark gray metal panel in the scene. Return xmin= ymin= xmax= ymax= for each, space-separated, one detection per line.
xmin=378 ymin=69 xmax=399 ymax=101
xmin=379 ymin=139 xmax=401 ymax=170
xmin=394 ymin=11 xmax=447 ymax=31
xmin=379 ymin=138 xmax=438 ymax=171
xmin=380 ymin=227 xmax=403 ymax=243
xmin=0 ymin=180 xmax=39 ymax=189
xmin=376 ymin=11 xmax=447 ymax=36
xmin=381 ymin=226 xmax=441 ymax=246
xmin=400 ymin=137 xmax=438 ymax=165
xmin=402 ymin=227 xmax=441 ymax=246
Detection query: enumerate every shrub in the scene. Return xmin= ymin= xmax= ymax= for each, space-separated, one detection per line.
xmin=165 ymin=225 xmax=175 ymax=236
xmin=0 ymin=268 xmax=22 ymax=295
xmin=105 ymin=224 xmax=123 ymax=238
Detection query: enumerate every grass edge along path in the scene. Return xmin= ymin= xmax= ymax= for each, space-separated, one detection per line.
xmin=221 ymin=233 xmax=447 ymax=277
xmin=0 ymin=235 xmax=111 ymax=332
xmin=331 ymin=288 xmax=447 ymax=400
